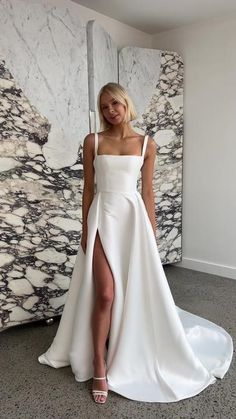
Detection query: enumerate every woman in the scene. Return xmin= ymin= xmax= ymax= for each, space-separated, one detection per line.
xmin=39 ymin=83 xmax=233 ymax=405
xmin=82 ymin=84 xmax=157 ymax=403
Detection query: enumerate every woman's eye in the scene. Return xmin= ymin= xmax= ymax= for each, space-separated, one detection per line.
xmin=102 ymin=101 xmax=118 ymax=110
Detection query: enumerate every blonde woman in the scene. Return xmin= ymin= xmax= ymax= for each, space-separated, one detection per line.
xmin=39 ymin=83 xmax=233 ymax=405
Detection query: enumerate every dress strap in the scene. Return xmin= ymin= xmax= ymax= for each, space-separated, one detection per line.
xmin=94 ymin=132 xmax=98 ymax=156
xmin=142 ymin=135 xmax=149 ymax=158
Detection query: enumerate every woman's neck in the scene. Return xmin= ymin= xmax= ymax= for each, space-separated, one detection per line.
xmin=105 ymin=123 xmax=136 ymax=139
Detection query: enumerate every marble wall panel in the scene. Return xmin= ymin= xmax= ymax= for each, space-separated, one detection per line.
xmin=87 ymin=20 xmax=118 ymax=133
xmin=119 ymin=47 xmax=183 ymax=264
xmin=0 ymin=0 xmax=88 ymax=331
xmin=0 ymin=59 xmax=84 ymax=330
xmin=0 ymin=0 xmax=89 ymax=169
xmin=0 ymin=3 xmax=183 ymax=330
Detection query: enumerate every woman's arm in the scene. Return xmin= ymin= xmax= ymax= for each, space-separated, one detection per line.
xmin=82 ymin=133 xmax=95 ymax=234
xmin=141 ymin=137 xmax=157 ymax=235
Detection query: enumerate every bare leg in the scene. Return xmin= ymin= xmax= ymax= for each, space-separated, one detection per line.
xmin=92 ymin=230 xmax=114 ymax=402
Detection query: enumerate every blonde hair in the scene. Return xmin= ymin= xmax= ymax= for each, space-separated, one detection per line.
xmin=97 ymin=82 xmax=137 ymax=131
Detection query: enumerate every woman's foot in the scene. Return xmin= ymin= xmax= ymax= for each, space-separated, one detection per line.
xmin=92 ymin=358 xmax=108 ymax=404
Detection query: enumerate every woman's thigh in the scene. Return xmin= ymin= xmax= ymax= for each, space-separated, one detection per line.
xmin=92 ymin=230 xmax=114 ymax=297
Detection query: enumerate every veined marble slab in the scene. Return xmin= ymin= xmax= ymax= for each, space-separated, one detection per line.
xmin=0 ymin=54 xmax=84 ymax=329
xmin=0 ymin=6 xmax=183 ymax=330
xmin=87 ymin=20 xmax=118 ymax=132
xmin=0 ymin=0 xmax=88 ymax=169
xmin=119 ymin=48 xmax=183 ymax=264
xmin=119 ymin=47 xmax=161 ymax=123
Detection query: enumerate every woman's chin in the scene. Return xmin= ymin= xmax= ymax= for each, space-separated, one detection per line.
xmin=109 ymin=117 xmax=124 ymax=125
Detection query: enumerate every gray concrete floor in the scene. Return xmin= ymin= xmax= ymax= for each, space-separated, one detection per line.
xmin=0 ymin=265 xmax=235 ymax=419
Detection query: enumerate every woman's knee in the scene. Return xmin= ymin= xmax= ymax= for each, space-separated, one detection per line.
xmin=96 ymin=287 xmax=114 ymax=308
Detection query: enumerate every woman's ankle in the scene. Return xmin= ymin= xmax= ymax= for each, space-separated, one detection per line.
xmin=93 ymin=357 xmax=106 ymax=372
xmin=93 ymin=356 xmax=105 ymax=364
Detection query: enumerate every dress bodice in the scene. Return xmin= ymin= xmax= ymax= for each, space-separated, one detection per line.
xmin=93 ymin=133 xmax=149 ymax=193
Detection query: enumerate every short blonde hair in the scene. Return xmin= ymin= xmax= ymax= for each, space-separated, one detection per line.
xmin=97 ymin=82 xmax=137 ymax=131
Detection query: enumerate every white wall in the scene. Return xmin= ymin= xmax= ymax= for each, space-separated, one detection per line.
xmin=152 ymin=17 xmax=236 ymax=279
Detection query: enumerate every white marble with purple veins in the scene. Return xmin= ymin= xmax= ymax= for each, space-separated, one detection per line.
xmin=119 ymin=47 xmax=161 ymax=125
xmin=0 ymin=0 xmax=89 ymax=169
xmin=119 ymin=48 xmax=184 ymax=264
xmin=86 ymin=20 xmax=118 ymax=132
xmin=0 ymin=57 xmax=84 ymax=331
xmin=0 ymin=6 xmax=183 ymax=330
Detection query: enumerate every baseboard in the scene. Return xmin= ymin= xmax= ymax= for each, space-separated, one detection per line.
xmin=172 ymin=257 xmax=236 ymax=280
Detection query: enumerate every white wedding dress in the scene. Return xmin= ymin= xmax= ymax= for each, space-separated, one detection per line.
xmin=38 ymin=133 xmax=233 ymax=403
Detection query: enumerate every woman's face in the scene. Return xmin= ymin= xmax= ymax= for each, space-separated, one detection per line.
xmin=100 ymin=92 xmax=126 ymax=125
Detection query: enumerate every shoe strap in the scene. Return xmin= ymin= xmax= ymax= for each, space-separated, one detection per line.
xmin=92 ymin=390 xmax=108 ymax=395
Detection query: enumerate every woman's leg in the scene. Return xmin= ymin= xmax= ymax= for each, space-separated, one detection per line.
xmin=92 ymin=230 xmax=114 ymax=400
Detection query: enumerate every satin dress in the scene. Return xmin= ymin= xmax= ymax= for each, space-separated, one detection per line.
xmin=38 ymin=133 xmax=233 ymax=402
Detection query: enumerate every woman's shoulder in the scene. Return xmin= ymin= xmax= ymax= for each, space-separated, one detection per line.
xmin=146 ymin=134 xmax=156 ymax=145
xmin=83 ymin=132 xmax=96 ymax=144
xmin=82 ymin=133 xmax=97 ymax=156
xmin=146 ymin=135 xmax=157 ymax=155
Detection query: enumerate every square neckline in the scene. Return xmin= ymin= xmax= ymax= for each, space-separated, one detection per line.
xmin=96 ymin=154 xmax=143 ymax=158
xmin=95 ymin=133 xmax=148 ymax=159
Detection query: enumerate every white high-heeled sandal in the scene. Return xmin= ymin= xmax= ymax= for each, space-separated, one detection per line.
xmin=92 ymin=376 xmax=108 ymax=404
